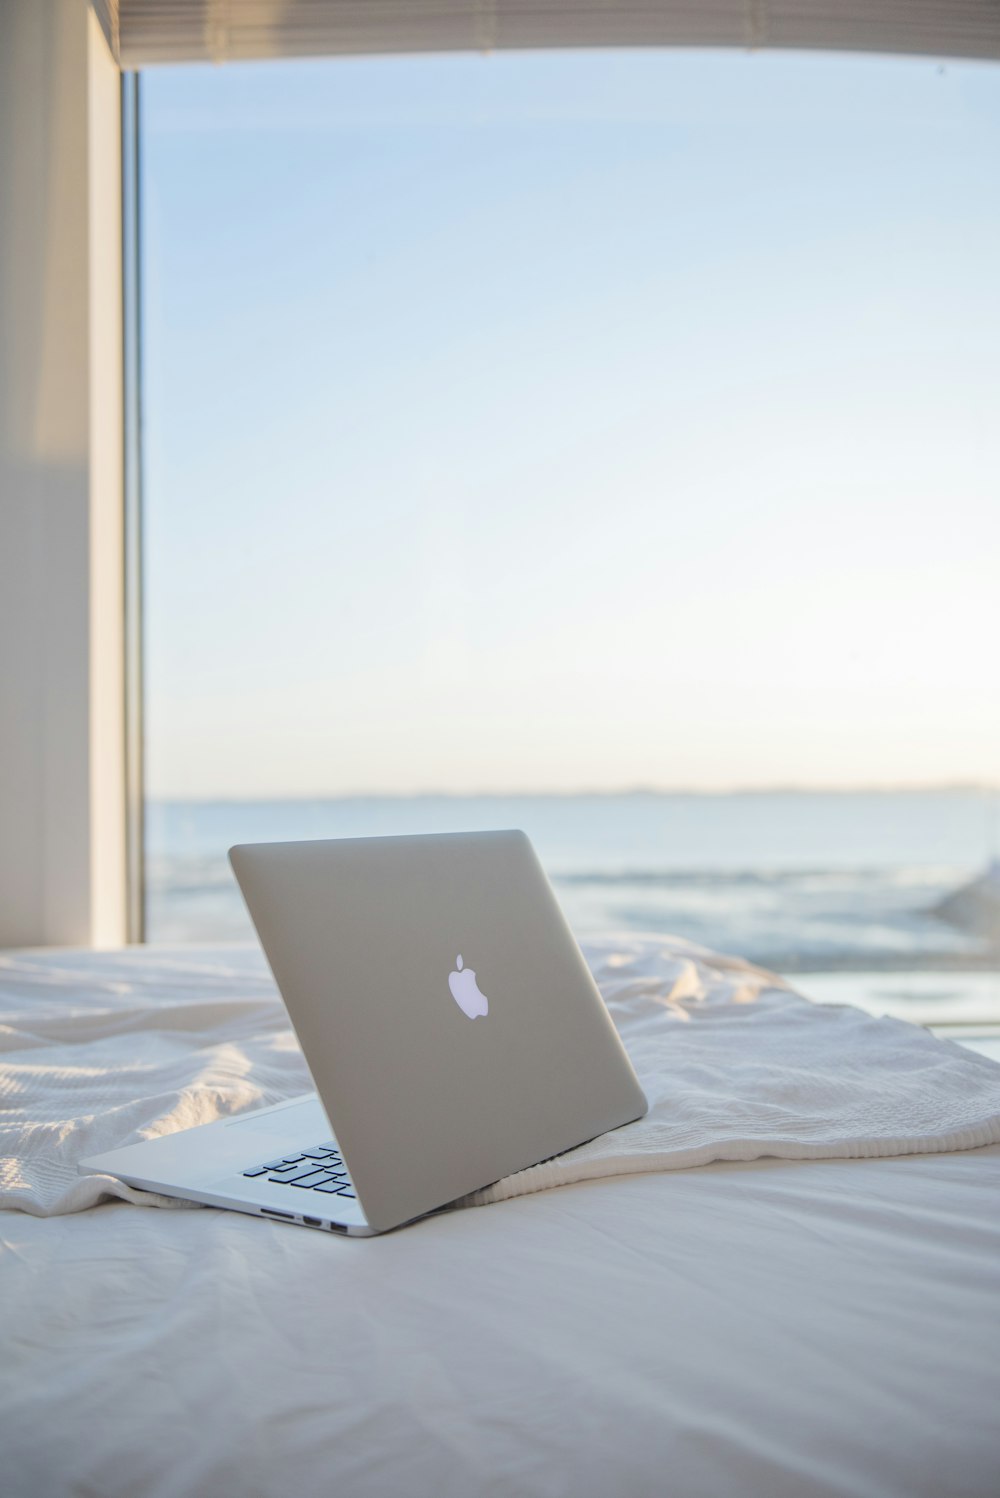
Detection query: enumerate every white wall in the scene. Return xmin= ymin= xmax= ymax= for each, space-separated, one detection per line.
xmin=0 ymin=0 xmax=125 ymax=947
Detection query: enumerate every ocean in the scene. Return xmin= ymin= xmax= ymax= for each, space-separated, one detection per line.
xmin=146 ymin=791 xmax=1000 ymax=1021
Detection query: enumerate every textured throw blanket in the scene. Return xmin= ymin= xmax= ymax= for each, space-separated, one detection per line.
xmin=2 ymin=939 xmax=999 ymax=1218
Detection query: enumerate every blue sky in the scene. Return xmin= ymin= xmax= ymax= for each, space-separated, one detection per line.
xmin=141 ymin=48 xmax=1000 ymax=796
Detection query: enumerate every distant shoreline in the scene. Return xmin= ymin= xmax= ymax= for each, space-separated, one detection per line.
xmin=146 ymin=785 xmax=1000 ymax=805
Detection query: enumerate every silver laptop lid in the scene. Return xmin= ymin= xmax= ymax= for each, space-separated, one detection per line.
xmin=229 ymin=830 xmax=646 ymax=1233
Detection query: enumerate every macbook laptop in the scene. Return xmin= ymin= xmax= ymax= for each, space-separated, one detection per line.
xmin=81 ymin=830 xmax=647 ymax=1235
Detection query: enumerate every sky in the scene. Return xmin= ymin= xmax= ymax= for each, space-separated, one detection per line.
xmin=141 ymin=48 xmax=1000 ymax=798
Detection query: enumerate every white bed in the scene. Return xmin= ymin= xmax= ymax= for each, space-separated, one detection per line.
xmin=2 ymin=942 xmax=999 ymax=1498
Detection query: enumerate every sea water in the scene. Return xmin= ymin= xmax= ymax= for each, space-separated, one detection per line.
xmin=146 ymin=790 xmax=999 ymax=983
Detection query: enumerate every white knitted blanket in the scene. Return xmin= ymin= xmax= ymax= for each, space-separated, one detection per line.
xmin=2 ymin=939 xmax=999 ymax=1218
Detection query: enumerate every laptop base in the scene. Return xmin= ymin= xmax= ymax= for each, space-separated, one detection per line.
xmin=81 ymin=1095 xmax=378 ymax=1236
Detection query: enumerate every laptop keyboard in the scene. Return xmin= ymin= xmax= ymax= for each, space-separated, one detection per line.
xmin=243 ymin=1141 xmax=357 ymax=1199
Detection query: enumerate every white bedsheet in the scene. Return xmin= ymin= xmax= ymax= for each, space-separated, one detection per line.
xmin=3 ymin=939 xmax=999 ymax=1217
xmin=3 ymin=1146 xmax=999 ymax=1498
xmin=2 ymin=943 xmax=999 ymax=1498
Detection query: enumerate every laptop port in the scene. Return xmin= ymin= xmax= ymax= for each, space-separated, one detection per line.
xmin=330 ymin=1221 xmax=347 ymax=1234
xmin=302 ymin=1216 xmax=322 ymax=1227
xmin=260 ymin=1208 xmax=294 ymax=1220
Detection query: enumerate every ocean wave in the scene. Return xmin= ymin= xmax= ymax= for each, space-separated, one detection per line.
xmin=551 ymin=866 xmax=962 ymax=889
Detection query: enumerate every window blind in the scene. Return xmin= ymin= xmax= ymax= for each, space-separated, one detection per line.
xmin=94 ymin=0 xmax=1000 ymax=68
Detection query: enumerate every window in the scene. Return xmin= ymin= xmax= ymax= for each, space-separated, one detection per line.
xmin=139 ymin=49 xmax=1000 ymax=1021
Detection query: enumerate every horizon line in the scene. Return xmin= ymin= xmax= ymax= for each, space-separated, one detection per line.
xmin=146 ymin=781 xmax=1000 ymax=803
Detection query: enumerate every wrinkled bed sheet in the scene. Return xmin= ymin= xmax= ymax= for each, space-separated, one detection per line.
xmin=2 ymin=941 xmax=999 ymax=1497
xmin=3 ymin=1146 xmax=999 ymax=1498
xmin=3 ymin=939 xmax=1000 ymax=1217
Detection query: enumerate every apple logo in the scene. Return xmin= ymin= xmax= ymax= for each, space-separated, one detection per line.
xmin=448 ymin=955 xmax=489 ymax=1019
